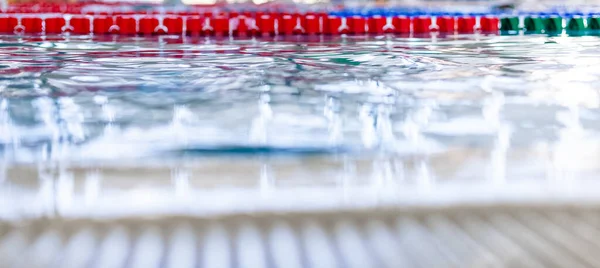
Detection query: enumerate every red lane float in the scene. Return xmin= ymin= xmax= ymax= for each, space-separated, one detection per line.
xmin=480 ymin=16 xmax=499 ymax=33
xmin=437 ymin=16 xmax=455 ymax=33
xmin=457 ymin=16 xmax=477 ymax=33
xmin=0 ymin=12 xmax=501 ymax=36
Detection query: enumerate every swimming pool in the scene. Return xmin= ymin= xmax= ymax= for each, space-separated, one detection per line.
xmin=1 ymin=33 xmax=600 ymax=218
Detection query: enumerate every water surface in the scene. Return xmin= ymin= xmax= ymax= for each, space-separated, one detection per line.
xmin=2 ymin=34 xmax=600 ymax=218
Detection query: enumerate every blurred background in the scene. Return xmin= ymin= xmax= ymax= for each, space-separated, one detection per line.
xmin=3 ymin=0 xmax=600 ymax=267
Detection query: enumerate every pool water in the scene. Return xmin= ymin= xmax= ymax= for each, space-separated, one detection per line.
xmin=2 ymin=33 xmax=600 ymax=218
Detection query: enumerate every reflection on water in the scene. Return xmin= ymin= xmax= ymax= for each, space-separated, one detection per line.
xmin=2 ymin=34 xmax=600 ymax=218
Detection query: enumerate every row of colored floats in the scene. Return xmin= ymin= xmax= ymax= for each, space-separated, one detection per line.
xmin=0 ymin=12 xmax=499 ymax=36
xmin=1 ymin=7 xmax=600 ymax=36
xmin=500 ymin=14 xmax=600 ymax=35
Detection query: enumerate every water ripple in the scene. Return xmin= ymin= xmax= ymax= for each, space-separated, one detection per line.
xmin=0 ymin=34 xmax=599 ymax=162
